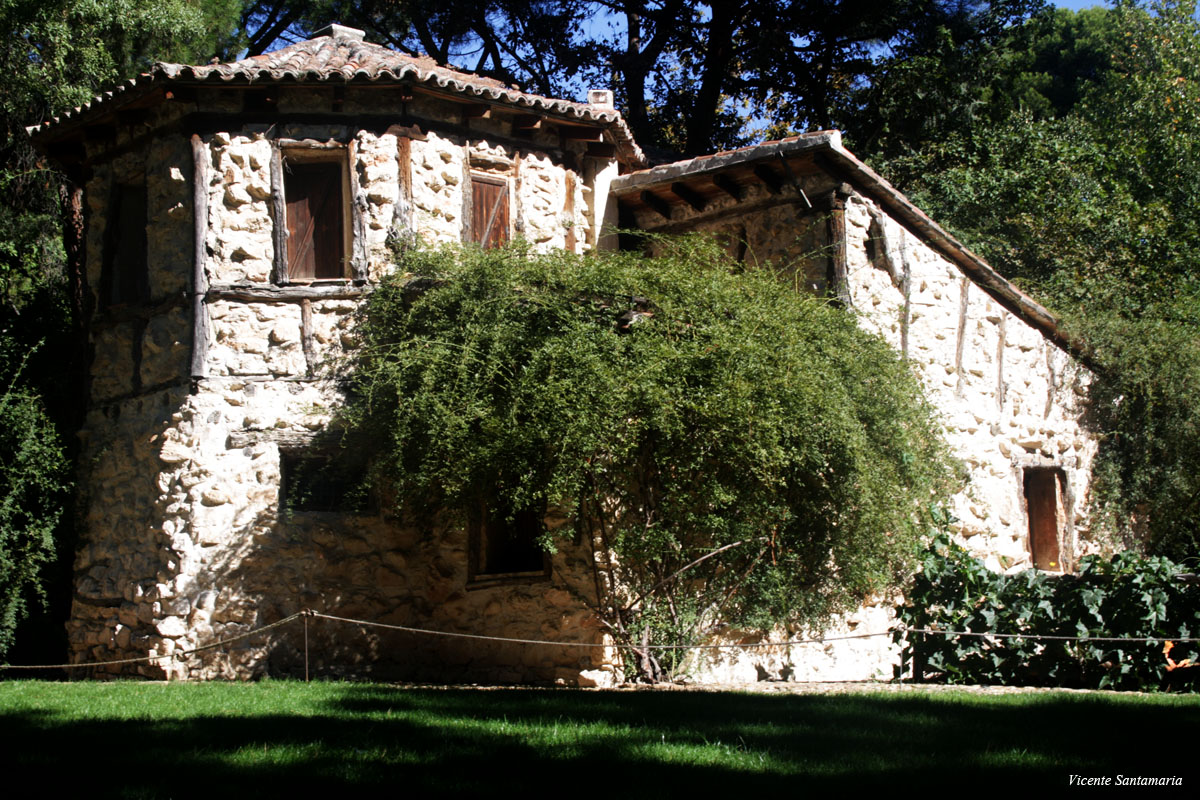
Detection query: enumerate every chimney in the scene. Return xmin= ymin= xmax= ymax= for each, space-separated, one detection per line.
xmin=312 ymin=23 xmax=365 ymax=41
xmin=587 ymin=90 xmax=614 ymax=110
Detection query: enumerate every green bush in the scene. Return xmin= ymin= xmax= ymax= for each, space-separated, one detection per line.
xmin=0 ymin=341 xmax=70 ymax=659
xmin=897 ymin=533 xmax=1200 ymax=690
xmin=347 ymin=238 xmax=957 ymax=678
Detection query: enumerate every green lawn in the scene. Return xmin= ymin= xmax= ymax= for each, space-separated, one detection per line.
xmin=1 ymin=681 xmax=1195 ymax=795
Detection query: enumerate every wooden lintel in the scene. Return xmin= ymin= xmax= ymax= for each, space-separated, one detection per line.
xmin=752 ymin=164 xmax=783 ymax=194
xmin=206 ymin=283 xmax=371 ymax=303
xmin=557 ymin=125 xmax=602 ymax=141
xmin=511 ymin=114 xmax=542 ymax=131
xmin=586 ymin=141 xmax=616 ymax=158
xmin=227 ymin=429 xmax=319 ymax=450
xmin=640 ymin=190 xmax=671 ymax=221
xmin=670 ymin=181 xmax=706 ymax=212
xmin=464 ymin=104 xmax=491 ymax=119
xmin=332 ymin=86 xmax=346 ymax=112
xmin=711 ymin=173 xmax=743 ymax=201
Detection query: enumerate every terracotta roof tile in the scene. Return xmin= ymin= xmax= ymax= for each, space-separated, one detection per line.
xmin=29 ymin=30 xmax=645 ymax=166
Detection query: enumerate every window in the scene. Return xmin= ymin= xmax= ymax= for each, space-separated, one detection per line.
xmin=1024 ymin=468 xmax=1066 ymax=571
xmin=100 ymin=183 xmax=149 ymax=307
xmin=470 ymin=175 xmax=509 ymax=249
xmin=282 ymin=153 xmax=350 ymax=282
xmin=280 ymin=450 xmax=369 ymax=514
xmin=469 ymin=494 xmax=548 ymax=580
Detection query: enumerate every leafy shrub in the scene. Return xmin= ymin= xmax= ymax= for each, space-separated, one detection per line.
xmin=347 ymin=238 xmax=957 ymax=678
xmin=897 ymin=533 xmax=1200 ymax=690
xmin=0 ymin=341 xmax=70 ymax=659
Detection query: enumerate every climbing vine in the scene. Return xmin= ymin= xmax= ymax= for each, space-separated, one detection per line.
xmin=347 ymin=238 xmax=957 ymax=679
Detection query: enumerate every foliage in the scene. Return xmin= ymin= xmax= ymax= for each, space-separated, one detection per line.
xmin=0 ymin=340 xmax=69 ymax=660
xmin=897 ymin=533 xmax=1200 ymax=691
xmin=859 ymin=1 xmax=1200 ymax=560
xmin=347 ymin=239 xmax=956 ymax=679
xmin=0 ymin=0 xmax=243 ymax=659
xmin=231 ymin=0 xmax=1050 ymax=155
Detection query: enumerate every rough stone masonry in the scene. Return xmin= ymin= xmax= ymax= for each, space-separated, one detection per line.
xmin=30 ymin=24 xmax=1096 ymax=685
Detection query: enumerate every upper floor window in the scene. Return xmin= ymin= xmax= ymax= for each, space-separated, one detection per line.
xmin=470 ymin=175 xmax=510 ymax=249
xmin=99 ymin=183 xmax=149 ymax=307
xmin=277 ymin=147 xmax=351 ymax=282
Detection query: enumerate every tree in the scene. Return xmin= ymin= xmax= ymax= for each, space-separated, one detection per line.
xmin=856 ymin=1 xmax=1200 ymax=560
xmin=346 ymin=240 xmax=956 ymax=679
xmin=0 ymin=0 xmax=244 ymax=660
xmin=232 ymin=0 xmax=1048 ymax=155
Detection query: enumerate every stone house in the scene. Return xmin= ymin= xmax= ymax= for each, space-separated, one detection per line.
xmin=29 ymin=24 xmax=1096 ymax=684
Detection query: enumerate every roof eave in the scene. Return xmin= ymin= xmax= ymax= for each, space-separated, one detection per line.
xmin=611 ymin=134 xmax=1085 ymax=363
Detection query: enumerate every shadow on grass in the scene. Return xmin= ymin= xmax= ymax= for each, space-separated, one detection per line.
xmin=4 ymin=685 xmax=1196 ymax=796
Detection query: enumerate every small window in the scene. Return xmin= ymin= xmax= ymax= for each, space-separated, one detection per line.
xmin=283 ymin=155 xmax=349 ymax=281
xmin=470 ymin=175 xmax=510 ymax=249
xmin=1024 ymin=468 xmax=1066 ymax=571
xmin=280 ymin=451 xmax=369 ymax=514
xmin=100 ymin=183 xmax=149 ymax=307
xmin=470 ymin=494 xmax=548 ymax=580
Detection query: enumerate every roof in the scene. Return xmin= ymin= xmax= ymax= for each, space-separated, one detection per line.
xmin=612 ymin=132 xmax=1079 ymax=359
xmin=28 ymin=24 xmax=645 ymax=167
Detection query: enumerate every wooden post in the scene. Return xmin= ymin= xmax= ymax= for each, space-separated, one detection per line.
xmin=996 ymin=312 xmax=1007 ymax=410
xmin=564 ymin=171 xmax=576 ymax=252
xmin=270 ymin=143 xmax=288 ymax=284
xmin=347 ymin=138 xmax=369 ymax=281
xmin=190 ymin=134 xmax=211 ymax=381
xmin=955 ymin=278 xmax=970 ymax=398
xmin=826 ymin=193 xmax=851 ymax=307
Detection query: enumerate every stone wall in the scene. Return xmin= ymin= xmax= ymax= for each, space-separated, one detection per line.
xmin=69 ymin=107 xmax=617 ymax=683
xmin=71 ymin=103 xmax=1097 ymax=685
xmin=628 ymin=179 xmax=1097 ymax=684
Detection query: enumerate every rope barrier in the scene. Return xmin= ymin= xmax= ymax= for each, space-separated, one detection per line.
xmin=902 ymin=627 xmax=1200 ymax=645
xmin=0 ymin=612 xmax=306 ymax=671
xmin=2 ymin=610 xmax=1196 ymax=672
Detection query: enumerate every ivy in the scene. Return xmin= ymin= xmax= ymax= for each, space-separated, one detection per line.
xmin=897 ymin=533 xmax=1200 ymax=691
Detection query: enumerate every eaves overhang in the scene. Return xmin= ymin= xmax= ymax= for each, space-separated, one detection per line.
xmin=612 ymin=132 xmax=1084 ymax=362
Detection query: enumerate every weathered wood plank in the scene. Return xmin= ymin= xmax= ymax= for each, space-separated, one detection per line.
xmin=190 ymin=134 xmax=211 ymax=380
xmin=270 ymin=143 xmax=288 ymax=284
xmin=206 ymin=283 xmax=371 ymax=302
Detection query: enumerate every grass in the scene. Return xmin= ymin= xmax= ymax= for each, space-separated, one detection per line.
xmin=1 ymin=680 xmax=1196 ymax=795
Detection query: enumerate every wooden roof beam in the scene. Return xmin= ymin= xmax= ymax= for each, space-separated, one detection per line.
xmin=670 ymin=181 xmax=706 ymax=212
xmin=712 ymin=173 xmax=743 ymax=201
xmin=753 ymin=163 xmax=783 ymax=194
xmin=640 ymin=190 xmax=671 ymax=220
xmin=558 ymin=124 xmax=603 ymax=141
xmin=511 ymin=114 xmax=542 ymax=131
xmin=586 ymin=141 xmax=616 ymax=158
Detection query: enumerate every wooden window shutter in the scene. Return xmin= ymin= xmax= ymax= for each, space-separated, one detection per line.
xmin=285 ymin=161 xmax=344 ymax=281
xmin=471 ymin=176 xmax=509 ymax=249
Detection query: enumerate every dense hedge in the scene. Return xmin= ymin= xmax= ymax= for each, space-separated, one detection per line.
xmin=897 ymin=534 xmax=1200 ymax=690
